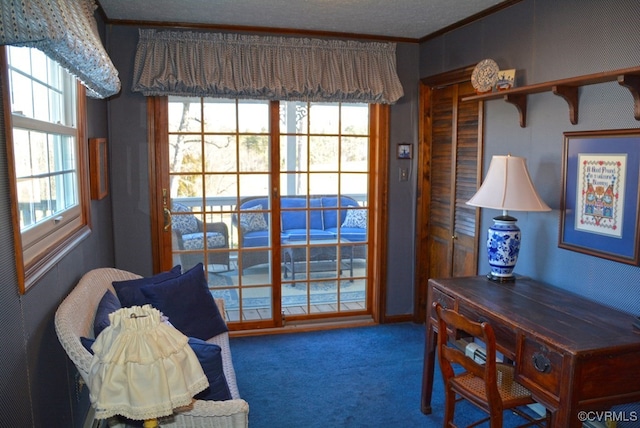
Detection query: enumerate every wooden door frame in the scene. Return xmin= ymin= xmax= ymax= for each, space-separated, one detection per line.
xmin=414 ymin=65 xmax=483 ymax=323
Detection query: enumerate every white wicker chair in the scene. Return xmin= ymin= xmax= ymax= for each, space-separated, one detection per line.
xmin=54 ymin=267 xmax=249 ymax=428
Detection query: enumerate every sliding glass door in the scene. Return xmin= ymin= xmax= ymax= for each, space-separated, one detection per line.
xmin=152 ymin=96 xmax=373 ymax=330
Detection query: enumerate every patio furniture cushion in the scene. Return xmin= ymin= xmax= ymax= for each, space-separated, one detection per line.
xmin=173 ymin=203 xmax=200 ymax=234
xmin=140 ymin=263 xmax=228 ymax=340
xmin=181 ymin=232 xmax=226 ymax=250
xmin=281 ymin=198 xmax=324 ymax=230
xmin=239 ymin=204 xmax=268 ymax=232
xmin=342 ymin=209 xmax=367 ymax=229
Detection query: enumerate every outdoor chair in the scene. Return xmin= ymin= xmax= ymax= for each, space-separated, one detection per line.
xmin=173 ymin=202 xmax=230 ymax=271
xmin=434 ymin=302 xmax=549 ymax=428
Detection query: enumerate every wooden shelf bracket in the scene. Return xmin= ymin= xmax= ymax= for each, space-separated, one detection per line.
xmin=552 ymin=85 xmax=579 ymax=125
xmin=617 ymin=74 xmax=640 ymax=120
xmin=504 ymin=93 xmax=527 ymax=127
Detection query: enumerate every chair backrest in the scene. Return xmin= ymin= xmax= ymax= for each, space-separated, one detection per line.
xmin=172 ymin=202 xmax=200 ymax=235
xmin=434 ymin=302 xmax=501 ymax=405
xmin=55 ymin=268 xmax=142 ymax=384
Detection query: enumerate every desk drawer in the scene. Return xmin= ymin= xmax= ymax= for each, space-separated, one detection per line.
xmin=518 ymin=336 xmax=564 ymax=399
xmin=457 ymin=303 xmax=517 ymax=357
xmin=430 ymin=287 xmax=455 ymax=322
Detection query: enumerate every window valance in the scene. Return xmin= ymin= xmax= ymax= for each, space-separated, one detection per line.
xmin=132 ymin=29 xmax=404 ymax=104
xmin=0 ymin=0 xmax=121 ymax=99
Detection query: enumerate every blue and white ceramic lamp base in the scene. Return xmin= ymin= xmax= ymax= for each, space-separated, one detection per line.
xmin=486 ymin=215 xmax=520 ymax=282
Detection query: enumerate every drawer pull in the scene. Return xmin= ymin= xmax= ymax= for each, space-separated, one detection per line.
xmin=532 ymin=352 xmax=551 ymax=373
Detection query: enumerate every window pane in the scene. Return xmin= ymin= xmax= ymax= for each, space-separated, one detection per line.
xmin=238 ymin=100 xmax=269 ymax=133
xmin=239 ymin=135 xmax=269 ymax=172
xmin=168 ymin=98 xmax=201 ymax=132
xmin=309 ymin=136 xmax=339 ymax=171
xmin=204 ymin=135 xmax=237 ymax=172
xmin=32 ymin=81 xmax=50 ymax=122
xmin=309 ymin=102 xmax=339 ymax=134
xmin=341 ymin=136 xmax=369 ymax=172
xmin=203 ymin=98 xmax=237 ymax=133
xmin=341 ymin=104 xmax=369 ymax=134
xmin=169 ymin=135 xmax=203 ymax=173
xmin=30 ymin=48 xmax=49 ymax=84
xmin=9 ymin=71 xmax=33 ymax=117
xmin=279 ymin=101 xmax=308 ymax=134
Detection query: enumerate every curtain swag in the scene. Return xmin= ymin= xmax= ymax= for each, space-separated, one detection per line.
xmin=0 ymin=0 xmax=121 ymax=99
xmin=132 ymin=29 xmax=404 ymax=104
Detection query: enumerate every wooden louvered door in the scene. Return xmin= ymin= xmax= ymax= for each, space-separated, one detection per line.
xmin=414 ymin=66 xmax=482 ymax=322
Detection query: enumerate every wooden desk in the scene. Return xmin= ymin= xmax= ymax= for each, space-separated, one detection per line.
xmin=421 ymin=276 xmax=640 ymax=427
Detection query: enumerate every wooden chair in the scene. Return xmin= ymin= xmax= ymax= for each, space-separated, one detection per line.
xmin=434 ymin=302 xmax=549 ymax=428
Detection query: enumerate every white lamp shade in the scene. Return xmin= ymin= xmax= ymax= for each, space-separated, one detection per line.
xmin=466 ymin=155 xmax=551 ymax=212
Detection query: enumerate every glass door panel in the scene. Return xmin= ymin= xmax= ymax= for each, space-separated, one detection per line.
xmin=167 ymin=97 xmax=277 ymax=328
xmin=278 ymin=101 xmax=369 ymax=320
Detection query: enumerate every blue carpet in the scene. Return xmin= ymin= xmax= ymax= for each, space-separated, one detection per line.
xmin=230 ymin=323 xmax=539 ymax=428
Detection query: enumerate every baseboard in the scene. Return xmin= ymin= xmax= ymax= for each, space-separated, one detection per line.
xmin=382 ymin=314 xmax=416 ymax=323
xmin=231 ymin=315 xmax=376 ymax=337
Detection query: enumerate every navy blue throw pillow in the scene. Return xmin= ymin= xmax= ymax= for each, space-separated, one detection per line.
xmin=113 ymin=265 xmax=182 ymax=307
xmin=139 ymin=263 xmax=228 ymax=340
xmin=94 ymin=290 xmax=121 ymax=337
xmin=80 ymin=337 xmax=95 ymax=354
xmin=189 ymin=337 xmax=232 ymax=401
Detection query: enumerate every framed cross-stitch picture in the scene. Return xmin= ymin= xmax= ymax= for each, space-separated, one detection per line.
xmin=559 ymin=129 xmax=640 ymax=265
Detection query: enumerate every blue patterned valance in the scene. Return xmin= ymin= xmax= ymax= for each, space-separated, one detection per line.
xmin=132 ymin=29 xmax=403 ymax=104
xmin=0 ymin=0 xmax=121 ymax=99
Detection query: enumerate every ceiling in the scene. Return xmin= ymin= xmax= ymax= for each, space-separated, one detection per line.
xmin=98 ymin=0 xmax=512 ymax=41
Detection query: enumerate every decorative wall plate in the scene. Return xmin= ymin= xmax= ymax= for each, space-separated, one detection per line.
xmin=471 ymin=59 xmax=499 ymax=93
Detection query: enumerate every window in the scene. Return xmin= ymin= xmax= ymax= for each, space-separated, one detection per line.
xmin=3 ymin=46 xmax=89 ymax=292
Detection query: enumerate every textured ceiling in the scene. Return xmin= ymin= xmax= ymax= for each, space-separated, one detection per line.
xmin=98 ymin=0 xmax=509 ymax=40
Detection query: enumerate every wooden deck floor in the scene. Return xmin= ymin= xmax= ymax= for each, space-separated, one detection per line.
xmin=215 ymin=259 xmax=368 ymax=323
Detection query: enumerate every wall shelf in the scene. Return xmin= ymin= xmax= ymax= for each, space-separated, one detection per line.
xmin=461 ymin=65 xmax=640 ymax=127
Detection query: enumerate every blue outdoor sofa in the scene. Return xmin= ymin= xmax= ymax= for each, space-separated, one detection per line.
xmin=233 ymin=195 xmax=367 ymax=271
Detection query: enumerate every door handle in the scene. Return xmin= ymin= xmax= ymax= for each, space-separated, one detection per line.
xmin=163 ymin=207 xmax=172 ymax=231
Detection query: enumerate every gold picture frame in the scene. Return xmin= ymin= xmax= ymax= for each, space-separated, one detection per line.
xmin=89 ymin=138 xmax=108 ymax=200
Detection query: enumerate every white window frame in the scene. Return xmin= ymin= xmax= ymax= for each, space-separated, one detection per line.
xmin=2 ymin=46 xmax=90 ymax=293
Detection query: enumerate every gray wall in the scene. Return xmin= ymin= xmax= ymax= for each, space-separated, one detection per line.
xmin=105 ymin=26 xmax=421 ymax=316
xmin=420 ymin=0 xmax=640 ymax=316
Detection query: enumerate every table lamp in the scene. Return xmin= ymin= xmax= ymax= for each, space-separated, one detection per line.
xmin=466 ymin=154 xmax=550 ymax=282
xmin=88 ymin=305 xmax=209 ymax=428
